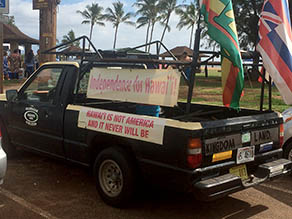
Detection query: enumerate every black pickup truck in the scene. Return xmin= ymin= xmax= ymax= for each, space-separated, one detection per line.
xmin=0 ymin=39 xmax=291 ymax=207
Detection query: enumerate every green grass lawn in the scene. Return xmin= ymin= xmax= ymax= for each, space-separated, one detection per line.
xmin=179 ymin=68 xmax=289 ymax=112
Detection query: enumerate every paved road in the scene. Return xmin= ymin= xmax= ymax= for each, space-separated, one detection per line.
xmin=0 ymin=151 xmax=291 ymax=219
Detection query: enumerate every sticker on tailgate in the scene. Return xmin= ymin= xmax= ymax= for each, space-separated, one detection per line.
xmin=251 ymin=127 xmax=278 ymax=145
xmin=204 ymin=134 xmax=241 ymax=155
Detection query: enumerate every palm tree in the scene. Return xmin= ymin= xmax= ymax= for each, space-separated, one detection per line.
xmin=176 ymin=3 xmax=198 ymax=48
xmin=134 ymin=7 xmax=151 ymax=51
xmin=134 ymin=0 xmax=161 ymax=52
xmin=103 ymin=1 xmax=135 ymax=49
xmin=61 ymin=30 xmax=80 ymax=47
xmin=76 ymin=3 xmax=105 ymax=46
xmin=158 ymin=0 xmax=179 ymax=48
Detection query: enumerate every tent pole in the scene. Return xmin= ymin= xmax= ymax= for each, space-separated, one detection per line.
xmin=186 ymin=4 xmax=202 ymax=114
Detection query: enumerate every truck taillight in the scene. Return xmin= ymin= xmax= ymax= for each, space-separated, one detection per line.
xmin=279 ymin=124 xmax=284 ymax=148
xmin=187 ymin=138 xmax=202 ymax=168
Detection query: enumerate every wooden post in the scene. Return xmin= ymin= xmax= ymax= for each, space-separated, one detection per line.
xmin=0 ymin=21 xmax=3 ymax=93
xmin=24 ymin=43 xmax=32 ymax=56
xmin=10 ymin=41 xmax=18 ymax=53
xmin=0 ymin=1 xmax=10 ymax=94
xmin=34 ymin=0 xmax=58 ymax=64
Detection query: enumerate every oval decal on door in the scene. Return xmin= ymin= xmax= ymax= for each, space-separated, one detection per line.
xmin=24 ymin=110 xmax=39 ymax=126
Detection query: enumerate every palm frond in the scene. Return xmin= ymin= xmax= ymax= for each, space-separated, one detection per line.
xmin=81 ymin=20 xmax=90 ymax=25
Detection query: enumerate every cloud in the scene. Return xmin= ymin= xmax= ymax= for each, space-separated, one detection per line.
xmin=10 ymin=0 xmax=194 ymax=52
xmin=10 ymin=0 xmax=39 ymax=38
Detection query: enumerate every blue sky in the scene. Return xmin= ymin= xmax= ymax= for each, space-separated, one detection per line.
xmin=11 ymin=0 xmax=195 ymax=51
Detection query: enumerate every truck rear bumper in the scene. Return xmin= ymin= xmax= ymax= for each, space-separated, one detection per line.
xmin=193 ymin=158 xmax=292 ymax=201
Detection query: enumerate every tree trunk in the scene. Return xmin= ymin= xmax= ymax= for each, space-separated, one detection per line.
xmin=189 ymin=23 xmax=194 ymax=48
xmin=88 ymin=24 xmax=94 ymax=50
xmin=148 ymin=22 xmax=155 ymax=53
xmin=251 ymin=43 xmax=260 ymax=81
xmin=159 ymin=14 xmax=170 ymax=53
xmin=145 ymin=21 xmax=151 ymax=52
xmin=113 ymin=25 xmax=119 ymax=49
xmin=89 ymin=24 xmax=94 ymax=41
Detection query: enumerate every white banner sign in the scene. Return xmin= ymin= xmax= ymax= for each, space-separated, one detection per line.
xmin=87 ymin=68 xmax=181 ymax=107
xmin=78 ymin=107 xmax=166 ymax=145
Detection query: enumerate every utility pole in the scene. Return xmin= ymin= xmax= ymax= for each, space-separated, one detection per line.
xmin=0 ymin=0 xmax=9 ymax=94
xmin=33 ymin=0 xmax=60 ymax=64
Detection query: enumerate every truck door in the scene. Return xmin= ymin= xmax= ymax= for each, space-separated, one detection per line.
xmin=7 ymin=65 xmax=72 ymax=158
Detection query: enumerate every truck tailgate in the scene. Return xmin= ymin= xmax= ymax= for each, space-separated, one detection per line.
xmin=191 ymin=112 xmax=292 ymax=200
xmin=200 ymin=112 xmax=282 ymax=167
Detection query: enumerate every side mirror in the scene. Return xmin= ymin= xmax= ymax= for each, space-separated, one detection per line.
xmin=6 ymin=89 xmax=18 ymax=102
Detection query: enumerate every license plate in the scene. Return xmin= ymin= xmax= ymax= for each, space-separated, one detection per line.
xmin=237 ymin=146 xmax=255 ymax=164
xmin=204 ymin=134 xmax=241 ymax=155
xmin=251 ymin=127 xmax=278 ymax=145
xmin=229 ymin=165 xmax=248 ymax=180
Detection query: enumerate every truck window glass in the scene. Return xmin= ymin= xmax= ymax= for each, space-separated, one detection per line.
xmin=75 ymin=71 xmax=90 ymax=94
xmin=22 ymin=68 xmax=63 ymax=103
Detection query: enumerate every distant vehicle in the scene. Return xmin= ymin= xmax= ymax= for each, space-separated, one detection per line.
xmin=283 ymin=108 xmax=292 ymax=161
xmin=0 ymin=127 xmax=7 ymax=185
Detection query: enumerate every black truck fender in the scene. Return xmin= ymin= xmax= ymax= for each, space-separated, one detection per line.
xmin=87 ymin=131 xmax=140 ymax=171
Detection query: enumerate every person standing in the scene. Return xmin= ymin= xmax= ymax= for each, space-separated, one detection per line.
xmin=179 ymin=52 xmax=192 ymax=80
xmin=3 ymin=51 xmax=9 ymax=80
xmin=25 ymin=50 xmax=35 ymax=78
xmin=8 ymin=49 xmax=21 ymax=79
xmin=35 ymin=49 xmax=40 ymax=69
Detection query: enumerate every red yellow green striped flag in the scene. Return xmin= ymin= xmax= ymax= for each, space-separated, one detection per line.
xmin=200 ymin=0 xmax=244 ymax=109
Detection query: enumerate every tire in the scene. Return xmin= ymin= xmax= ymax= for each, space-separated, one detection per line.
xmin=283 ymin=142 xmax=292 ymax=161
xmin=0 ymin=123 xmax=16 ymax=158
xmin=94 ymin=147 xmax=136 ymax=208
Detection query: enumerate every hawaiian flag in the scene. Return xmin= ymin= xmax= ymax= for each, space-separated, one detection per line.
xmin=200 ymin=0 xmax=244 ymax=109
xmin=257 ymin=0 xmax=292 ymax=105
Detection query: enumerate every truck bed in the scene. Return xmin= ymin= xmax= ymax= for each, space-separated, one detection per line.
xmin=76 ymin=98 xmax=271 ymax=123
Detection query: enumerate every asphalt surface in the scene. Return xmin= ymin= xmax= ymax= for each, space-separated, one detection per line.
xmin=0 ymin=151 xmax=291 ymax=219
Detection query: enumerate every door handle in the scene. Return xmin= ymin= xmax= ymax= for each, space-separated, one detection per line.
xmin=44 ymin=110 xmax=51 ymax=118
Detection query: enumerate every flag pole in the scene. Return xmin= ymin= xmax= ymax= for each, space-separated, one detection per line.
xmin=268 ymin=75 xmax=272 ymax=111
xmin=260 ymin=68 xmax=266 ymax=111
xmin=186 ymin=1 xmax=202 ymax=114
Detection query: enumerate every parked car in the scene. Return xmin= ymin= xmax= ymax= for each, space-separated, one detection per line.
xmin=283 ymin=107 xmax=292 ymax=161
xmin=0 ymin=129 xmax=7 ymax=185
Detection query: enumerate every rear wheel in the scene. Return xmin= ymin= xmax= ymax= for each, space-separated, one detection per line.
xmin=94 ymin=147 xmax=136 ymax=207
xmin=283 ymin=142 xmax=292 ymax=161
